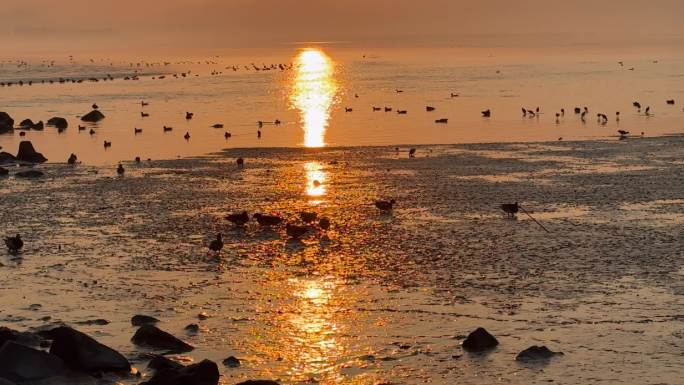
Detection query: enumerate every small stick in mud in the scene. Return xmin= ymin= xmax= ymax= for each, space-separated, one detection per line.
xmin=518 ymin=205 xmax=550 ymax=233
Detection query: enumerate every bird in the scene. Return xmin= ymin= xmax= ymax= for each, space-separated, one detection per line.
xmin=286 ymin=224 xmax=309 ymax=239
xmin=257 ymin=130 xmax=261 ymax=138
xmin=574 ymin=107 xmax=581 ymax=114
xmin=117 ymin=164 xmax=125 ymax=175
xmin=141 ymin=112 xmax=149 ymax=117
xmin=134 ymin=127 xmax=142 ymax=134
xmin=212 ymin=124 xmax=224 ymax=128
xmin=226 ymin=211 xmax=249 ymax=226
xmin=318 ymin=217 xmax=331 ymax=230
xmin=208 ymin=233 xmax=223 ymax=254
xmin=184 ymin=132 xmax=190 ymax=140
xmin=163 ymin=126 xmax=173 ymax=132
xmin=645 ymin=106 xmax=651 ymax=115
xmin=89 ymin=129 xmax=95 ymax=135
xmin=409 ymin=148 xmax=416 ymax=158
xmin=426 ymin=106 xmax=435 ymax=112
xmin=4 ymin=234 xmax=23 ymax=252
xmin=345 ymin=107 xmax=353 ymax=112
xmin=103 ymin=141 xmax=112 ymax=148
xmin=500 ymin=202 xmax=519 ymax=218
xmin=372 ymin=107 xmax=381 ymax=112
xmin=254 ymin=213 xmax=283 ymax=227
xmin=481 ymin=109 xmax=491 ymax=117
xmin=633 ymin=101 xmax=641 ymax=109
xmin=397 ymin=110 xmax=407 ymax=114
xmin=141 ymin=101 xmax=149 ymax=106
xmin=67 ymin=153 xmax=77 ymax=165
xmin=666 ymin=99 xmax=675 ymax=105
xmin=375 ymin=199 xmax=396 ymax=211
xmin=435 ymin=118 xmax=448 ymax=123
xmin=78 ymin=125 xmax=86 ymax=131
xmin=300 ymin=212 xmax=317 ymax=223
xmin=135 ymin=157 xmax=141 ymax=163
xmin=186 ymin=112 xmax=194 ymax=120
xmin=384 ymin=107 xmax=392 ymax=112
xmin=224 ymin=132 xmax=231 ymax=139
xmin=236 ymin=157 xmax=244 ymax=167
xmin=618 ymin=130 xmax=629 ymax=136
xmin=92 ymin=103 xmax=99 ymax=110
xmin=450 ymin=93 xmax=459 ymax=98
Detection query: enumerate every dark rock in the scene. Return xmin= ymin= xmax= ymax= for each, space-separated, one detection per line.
xmin=0 ymin=327 xmax=43 ymax=347
xmin=515 ymin=345 xmax=563 ymax=362
xmin=184 ymin=323 xmax=199 ymax=333
xmin=0 ymin=377 xmax=16 ymax=385
xmin=0 ymin=112 xmax=14 ymax=134
xmin=33 ymin=121 xmax=44 ymax=130
xmin=0 ymin=152 xmax=16 ymax=164
xmin=222 ymin=356 xmax=240 ymax=368
xmin=16 ymin=141 xmax=47 ymax=163
xmin=81 ymin=110 xmax=105 ymax=122
xmin=48 ymin=326 xmax=131 ymax=373
xmin=462 ymin=327 xmax=499 ymax=353
xmin=147 ymin=355 xmax=183 ymax=371
xmin=142 ymin=359 xmax=219 ymax=385
xmin=15 ymin=170 xmax=44 ymax=178
xmin=236 ymin=381 xmax=280 ymax=385
xmin=18 ymin=119 xmax=34 ymax=129
xmin=0 ymin=341 xmax=66 ymax=383
xmin=47 ymin=117 xmax=68 ymax=129
xmin=74 ymin=318 xmax=109 ymax=326
xmin=0 ymin=167 xmax=7 ymax=176
xmin=131 ymin=314 xmax=160 ymax=326
xmin=131 ymin=325 xmax=194 ymax=353
xmin=68 ymin=153 xmax=77 ymax=165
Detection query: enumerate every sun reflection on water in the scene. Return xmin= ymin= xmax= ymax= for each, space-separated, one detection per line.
xmin=305 ymin=161 xmax=327 ymax=201
xmin=290 ymin=48 xmax=338 ymax=148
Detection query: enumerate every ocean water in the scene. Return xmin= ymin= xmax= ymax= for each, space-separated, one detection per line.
xmin=0 ymin=46 xmax=683 ymax=165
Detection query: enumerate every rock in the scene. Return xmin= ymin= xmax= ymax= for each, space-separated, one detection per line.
xmin=0 ymin=167 xmax=7 ymax=176
xmin=235 ymin=381 xmax=280 ymax=385
xmin=0 ymin=341 xmax=66 ymax=383
xmin=147 ymin=355 xmax=183 ymax=371
xmin=19 ymin=119 xmax=35 ymax=129
xmin=47 ymin=117 xmax=68 ymax=129
xmin=0 ymin=377 xmax=16 ymax=385
xmin=462 ymin=327 xmax=499 ymax=353
xmin=0 ymin=112 xmax=14 ymax=134
xmin=16 ymin=141 xmax=47 ymax=163
xmin=222 ymin=356 xmax=240 ymax=368
xmin=142 ymin=359 xmax=219 ymax=385
xmin=131 ymin=314 xmax=160 ymax=326
xmin=74 ymin=318 xmax=109 ymax=326
xmin=33 ymin=121 xmax=44 ymax=130
xmin=48 ymin=326 xmax=131 ymax=373
xmin=0 ymin=152 xmax=16 ymax=164
xmin=0 ymin=327 xmax=43 ymax=347
xmin=515 ymin=346 xmax=563 ymax=362
xmin=184 ymin=324 xmax=199 ymax=333
xmin=15 ymin=170 xmax=44 ymax=178
xmin=81 ymin=110 xmax=105 ymax=123
xmin=68 ymin=153 xmax=77 ymax=165
xmin=131 ymin=325 xmax=194 ymax=353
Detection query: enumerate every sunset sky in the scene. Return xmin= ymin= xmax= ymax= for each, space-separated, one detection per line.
xmin=1 ymin=0 xmax=683 ymax=53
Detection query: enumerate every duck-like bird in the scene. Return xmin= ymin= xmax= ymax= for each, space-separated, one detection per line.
xmin=117 ymin=164 xmax=125 ymax=175
xmin=409 ymin=148 xmax=416 ymax=158
xmin=226 ymin=211 xmax=249 ymax=226
xmin=286 ymin=224 xmax=309 ymax=239
xmin=236 ymin=157 xmax=244 ymax=167
xmin=618 ymin=130 xmax=629 ymax=136
xmin=375 ymin=199 xmax=396 ymax=211
xmin=208 ymin=233 xmax=223 ymax=253
xmin=481 ymin=109 xmax=491 ymax=117
xmin=300 ymin=212 xmax=317 ymax=223
xmin=186 ymin=112 xmax=194 ymax=120
xmin=500 ymin=202 xmax=519 ymax=218
xmin=4 ymin=234 xmax=23 ymax=252
xmin=319 ymin=217 xmax=331 ymax=230
xmin=254 ymin=213 xmax=283 ymax=227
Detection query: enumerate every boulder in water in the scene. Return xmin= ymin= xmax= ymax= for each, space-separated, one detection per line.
xmin=462 ymin=327 xmax=499 ymax=353
xmin=142 ymin=359 xmax=219 ymax=385
xmin=18 ymin=119 xmax=35 ymax=129
xmin=47 ymin=117 xmax=68 ymax=129
xmin=0 ymin=112 xmax=14 ymax=134
xmin=147 ymin=355 xmax=184 ymax=371
xmin=515 ymin=346 xmax=563 ymax=362
xmin=47 ymin=326 xmax=131 ymax=373
xmin=0 ymin=341 xmax=66 ymax=383
xmin=0 ymin=152 xmax=16 ymax=164
xmin=33 ymin=121 xmax=44 ymax=130
xmin=16 ymin=141 xmax=47 ymax=163
xmin=0 ymin=167 xmax=8 ymax=176
xmin=131 ymin=325 xmax=194 ymax=353
xmin=0 ymin=327 xmax=44 ymax=347
xmin=81 ymin=110 xmax=105 ymax=122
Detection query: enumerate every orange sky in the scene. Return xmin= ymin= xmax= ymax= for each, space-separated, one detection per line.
xmin=1 ymin=0 xmax=683 ymax=53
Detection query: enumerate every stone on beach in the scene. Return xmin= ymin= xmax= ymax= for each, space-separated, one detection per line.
xmin=147 ymin=355 xmax=184 ymax=371
xmin=515 ymin=345 xmax=563 ymax=362
xmin=47 ymin=326 xmax=131 ymax=373
xmin=16 ymin=141 xmax=47 ymax=163
xmin=0 ymin=152 xmax=16 ymax=164
xmin=0 ymin=341 xmax=66 ymax=383
xmin=81 ymin=110 xmax=105 ymax=122
xmin=462 ymin=327 xmax=499 ymax=353
xmin=222 ymin=356 xmax=240 ymax=367
xmin=0 ymin=112 xmax=14 ymax=134
xmin=131 ymin=314 xmax=160 ymax=326
xmin=18 ymin=119 xmax=35 ymax=129
xmin=131 ymin=325 xmax=194 ymax=353
xmin=0 ymin=327 xmax=43 ymax=348
xmin=141 ymin=359 xmax=219 ymax=385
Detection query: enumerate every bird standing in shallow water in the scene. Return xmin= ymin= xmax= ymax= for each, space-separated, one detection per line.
xmin=117 ymin=164 xmax=125 ymax=175
xmin=208 ymin=233 xmax=223 ymax=254
xmin=409 ymin=148 xmax=416 ymax=158
xmin=4 ymin=234 xmax=23 ymax=253
xmin=375 ymin=199 xmax=396 ymax=211
xmin=300 ymin=212 xmax=317 ymax=223
xmin=236 ymin=157 xmax=244 ymax=167
xmin=226 ymin=211 xmax=249 ymax=226
xmin=254 ymin=213 xmax=283 ymax=227
xmin=286 ymin=224 xmax=309 ymax=239
xmin=184 ymin=132 xmax=190 ymax=140
xmin=500 ymin=202 xmax=519 ymax=218
xmin=318 ymin=217 xmax=331 ymax=231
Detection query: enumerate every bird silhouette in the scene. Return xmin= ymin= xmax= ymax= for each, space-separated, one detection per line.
xmin=375 ymin=199 xmax=396 ymax=211
xmin=286 ymin=224 xmax=309 ymax=239
xmin=500 ymin=202 xmax=519 ymax=218
xmin=254 ymin=213 xmax=283 ymax=227
xmin=226 ymin=211 xmax=249 ymax=226
xmin=208 ymin=233 xmax=223 ymax=253
xmin=4 ymin=234 xmax=23 ymax=252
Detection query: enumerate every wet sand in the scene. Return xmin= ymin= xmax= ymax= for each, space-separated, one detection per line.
xmin=1 ymin=136 xmax=683 ymax=384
